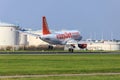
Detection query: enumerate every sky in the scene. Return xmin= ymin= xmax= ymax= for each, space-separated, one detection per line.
xmin=0 ymin=0 xmax=120 ymax=40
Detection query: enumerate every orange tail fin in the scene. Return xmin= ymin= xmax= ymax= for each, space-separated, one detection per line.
xmin=42 ymin=16 xmax=51 ymax=35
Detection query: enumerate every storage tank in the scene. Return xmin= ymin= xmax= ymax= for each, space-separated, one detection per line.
xmin=19 ymin=33 xmax=28 ymax=46
xmin=0 ymin=22 xmax=19 ymax=46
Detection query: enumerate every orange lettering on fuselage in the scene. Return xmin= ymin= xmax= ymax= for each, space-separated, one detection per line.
xmin=56 ymin=32 xmax=72 ymax=39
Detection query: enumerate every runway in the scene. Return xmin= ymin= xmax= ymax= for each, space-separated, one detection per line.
xmin=0 ymin=73 xmax=120 ymax=78
xmin=0 ymin=51 xmax=120 ymax=54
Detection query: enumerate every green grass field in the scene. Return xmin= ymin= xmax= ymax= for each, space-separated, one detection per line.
xmin=0 ymin=53 xmax=120 ymax=80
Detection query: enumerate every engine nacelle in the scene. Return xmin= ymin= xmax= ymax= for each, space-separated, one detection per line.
xmin=70 ymin=44 xmax=76 ymax=48
xmin=78 ymin=44 xmax=87 ymax=49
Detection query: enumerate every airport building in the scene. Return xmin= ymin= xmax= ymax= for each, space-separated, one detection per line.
xmin=86 ymin=40 xmax=120 ymax=51
xmin=64 ymin=40 xmax=120 ymax=51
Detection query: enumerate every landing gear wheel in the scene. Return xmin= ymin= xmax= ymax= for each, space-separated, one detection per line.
xmin=68 ymin=48 xmax=74 ymax=53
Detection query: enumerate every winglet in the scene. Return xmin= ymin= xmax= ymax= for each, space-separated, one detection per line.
xmin=42 ymin=16 xmax=51 ymax=35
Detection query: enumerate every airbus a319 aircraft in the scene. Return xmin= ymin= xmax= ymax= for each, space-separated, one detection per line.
xmin=21 ymin=16 xmax=87 ymax=50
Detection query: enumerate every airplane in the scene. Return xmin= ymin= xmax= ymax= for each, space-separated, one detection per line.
xmin=20 ymin=16 xmax=87 ymax=50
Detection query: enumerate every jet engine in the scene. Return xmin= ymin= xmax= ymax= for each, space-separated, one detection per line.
xmin=78 ymin=44 xmax=87 ymax=49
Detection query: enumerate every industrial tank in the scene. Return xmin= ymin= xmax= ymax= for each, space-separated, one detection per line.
xmin=19 ymin=33 xmax=28 ymax=46
xmin=0 ymin=22 xmax=19 ymax=46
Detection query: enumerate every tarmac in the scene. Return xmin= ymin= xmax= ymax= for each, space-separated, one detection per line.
xmin=0 ymin=73 xmax=120 ymax=78
xmin=0 ymin=51 xmax=120 ymax=54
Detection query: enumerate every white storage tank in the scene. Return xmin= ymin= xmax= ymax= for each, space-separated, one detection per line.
xmin=19 ymin=33 xmax=28 ymax=46
xmin=0 ymin=22 xmax=19 ymax=46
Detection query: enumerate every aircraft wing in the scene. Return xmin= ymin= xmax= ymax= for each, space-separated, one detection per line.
xmin=18 ymin=30 xmax=41 ymax=37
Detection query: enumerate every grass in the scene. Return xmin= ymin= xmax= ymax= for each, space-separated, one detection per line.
xmin=0 ymin=54 xmax=120 ymax=75
xmin=0 ymin=53 xmax=120 ymax=79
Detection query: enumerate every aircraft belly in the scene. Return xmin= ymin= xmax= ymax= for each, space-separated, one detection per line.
xmin=42 ymin=38 xmax=62 ymax=45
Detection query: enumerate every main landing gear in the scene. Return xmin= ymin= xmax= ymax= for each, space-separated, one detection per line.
xmin=68 ymin=44 xmax=75 ymax=53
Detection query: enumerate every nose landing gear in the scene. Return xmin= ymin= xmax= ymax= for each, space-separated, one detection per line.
xmin=48 ymin=45 xmax=54 ymax=50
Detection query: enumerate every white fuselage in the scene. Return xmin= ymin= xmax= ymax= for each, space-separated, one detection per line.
xmin=40 ymin=30 xmax=82 ymax=45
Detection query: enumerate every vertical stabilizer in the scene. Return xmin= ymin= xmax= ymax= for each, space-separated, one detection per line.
xmin=42 ymin=16 xmax=51 ymax=35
